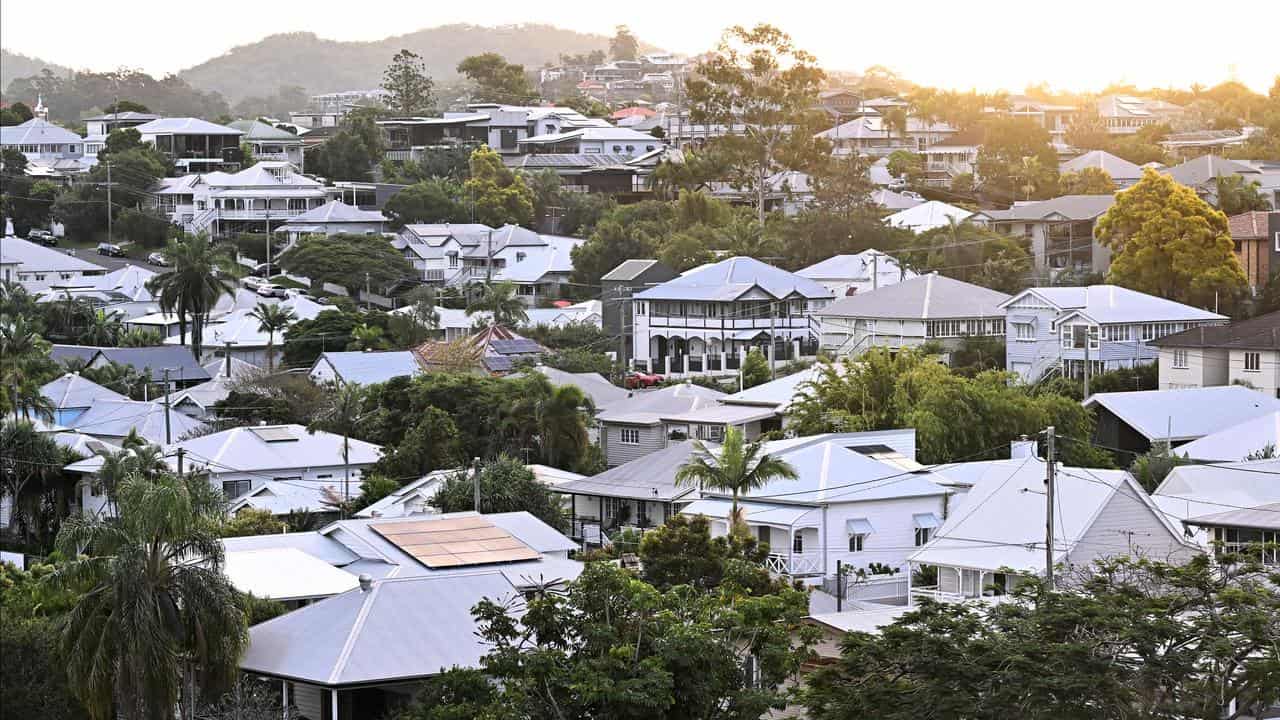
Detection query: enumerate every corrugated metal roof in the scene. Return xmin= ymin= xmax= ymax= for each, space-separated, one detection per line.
xmin=0 ymin=118 xmax=82 ymax=146
xmin=1084 ymin=386 xmax=1280 ymax=442
xmin=224 ymin=547 xmax=361 ymax=601
xmin=314 ymin=351 xmax=421 ymax=386
xmin=135 ymin=117 xmax=243 ymax=136
xmin=884 ymin=201 xmax=972 ymax=232
xmin=634 ymin=256 xmax=833 ymax=302
xmin=1164 ymin=411 xmax=1280 ymax=462
xmin=1060 ymin=151 xmax=1144 ymax=180
xmin=817 ymin=273 xmax=1009 ymax=320
xmin=1002 ymin=285 xmax=1224 ymax=325
xmin=533 ymin=366 xmax=629 ymax=409
xmin=283 ymin=200 xmax=387 ymax=224
xmin=0 ymin=237 xmax=105 ymax=273
xmin=596 ymin=383 xmax=726 ymax=426
xmin=1184 ymin=501 xmax=1280 ymax=531
xmin=170 ymin=424 xmax=382 ymax=474
xmin=64 ymin=399 xmax=207 ymax=443
xmin=40 ymin=373 xmax=126 ymax=409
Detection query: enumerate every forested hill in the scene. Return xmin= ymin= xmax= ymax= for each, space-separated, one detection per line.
xmin=0 ymin=49 xmax=72 ymax=92
xmin=177 ymin=25 xmax=625 ymax=102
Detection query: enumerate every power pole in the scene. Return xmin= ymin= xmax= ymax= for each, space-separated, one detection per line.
xmin=105 ymin=161 xmax=113 ymax=246
xmin=472 ymin=457 xmax=482 ymax=513
xmin=769 ymin=300 xmax=777 ymax=380
xmin=1083 ymin=331 xmax=1091 ymax=399
xmin=264 ymin=209 xmax=271 ymax=279
xmin=176 ymin=447 xmax=185 ymax=476
xmin=835 ymin=559 xmax=844 ymax=612
xmin=485 ymin=228 xmax=494 ymax=284
xmin=162 ymin=368 xmax=172 ymax=445
xmin=1044 ymin=425 xmax=1056 ymax=590
xmin=364 ymin=272 xmax=371 ymax=310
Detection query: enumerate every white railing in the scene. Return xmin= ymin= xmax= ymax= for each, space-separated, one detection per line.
xmin=765 ymin=552 xmax=823 ymax=576
xmin=910 ymin=585 xmax=968 ymax=603
xmin=213 ymin=208 xmax=309 ymax=221
xmin=187 ymin=208 xmax=219 ymax=234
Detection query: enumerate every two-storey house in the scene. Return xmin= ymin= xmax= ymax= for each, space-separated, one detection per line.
xmin=595 ymin=383 xmax=726 ymax=467
xmin=227 ymin=120 xmax=305 ymax=169
xmin=1151 ymin=310 xmax=1280 ymax=394
xmin=153 ymin=161 xmax=329 ymax=237
xmin=1001 ymin=285 xmax=1226 ymax=383
xmin=1095 ymin=95 xmax=1184 ymax=136
xmin=82 ymin=110 xmax=159 ymax=161
xmin=970 ymin=194 xmax=1116 ymax=275
xmin=797 ymin=250 xmax=917 ymax=297
xmin=0 ymin=116 xmax=84 ymax=168
xmin=134 ymin=117 xmax=244 ymax=174
xmin=815 ymin=115 xmax=958 ymax=158
xmin=630 ymin=256 xmax=834 ymax=377
xmin=516 ymin=126 xmax=664 ymax=159
xmin=600 ymin=259 xmax=680 ymax=365
xmin=1228 ymin=211 xmax=1280 ymax=293
xmin=1059 ymin=150 xmax=1144 ymax=188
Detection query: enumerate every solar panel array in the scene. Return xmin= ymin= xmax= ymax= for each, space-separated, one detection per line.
xmin=490 ymin=338 xmax=543 ymax=355
xmin=370 ymin=516 xmax=541 ymax=568
xmin=250 ymin=426 xmax=298 ymax=443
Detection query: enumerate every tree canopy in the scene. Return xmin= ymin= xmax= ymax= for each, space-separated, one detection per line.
xmin=382 ymin=49 xmax=435 ymax=116
xmin=278 ymin=232 xmax=414 ymax=296
xmin=457 ymin=53 xmax=537 ymax=104
xmin=431 ymin=455 xmax=567 ymax=531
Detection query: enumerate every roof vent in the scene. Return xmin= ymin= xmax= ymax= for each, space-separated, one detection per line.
xmin=358 ymin=574 xmax=372 ymax=592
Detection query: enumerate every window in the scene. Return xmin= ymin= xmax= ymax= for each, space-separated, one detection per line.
xmin=619 ymin=427 xmax=640 ymax=444
xmin=848 ymin=534 xmax=865 ymax=552
xmin=914 ymin=527 xmax=932 ymax=546
xmin=1172 ymin=349 xmax=1188 ymax=368
xmin=792 ymin=534 xmax=804 ymax=553
xmin=1245 ymin=351 xmax=1261 ymax=372
xmin=1105 ymin=325 xmax=1130 ymax=342
xmin=515 ymin=251 xmax=526 ymax=263
xmin=1014 ymin=322 xmax=1036 ymax=341
xmin=222 ymin=479 xmax=251 ymax=499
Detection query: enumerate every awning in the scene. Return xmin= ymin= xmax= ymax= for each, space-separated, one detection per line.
xmin=913 ymin=513 xmax=941 ymax=529
xmin=1009 ymin=315 xmax=1037 ymax=325
xmin=846 ymin=518 xmax=874 ymax=535
xmin=681 ymin=498 xmax=817 ymax=528
xmin=731 ymin=329 xmax=769 ymax=341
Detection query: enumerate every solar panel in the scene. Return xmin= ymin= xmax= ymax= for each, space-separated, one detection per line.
xmin=370 ymin=516 xmax=541 ymax=569
xmin=484 ymin=356 xmax=515 ymax=372
xmin=250 ymin=426 xmax=298 ymax=443
xmin=491 ymin=339 xmax=542 ymax=354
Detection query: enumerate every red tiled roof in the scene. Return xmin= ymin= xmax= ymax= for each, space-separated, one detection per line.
xmin=1228 ymin=211 xmax=1273 ymax=240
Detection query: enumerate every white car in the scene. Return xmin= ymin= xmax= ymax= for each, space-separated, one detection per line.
xmin=242 ymin=276 xmax=267 ymax=291
xmin=256 ymin=283 xmax=287 ymax=298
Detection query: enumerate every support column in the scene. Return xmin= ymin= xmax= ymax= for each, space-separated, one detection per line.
xmin=282 ymin=681 xmax=288 ymax=720
xmin=702 ymin=352 xmax=708 ymax=373
xmin=664 ymin=355 xmax=671 ymax=376
xmin=793 ymin=338 xmax=801 ymax=361
xmin=720 ymin=350 xmax=727 ymax=370
xmin=330 ymin=689 xmax=339 ymax=720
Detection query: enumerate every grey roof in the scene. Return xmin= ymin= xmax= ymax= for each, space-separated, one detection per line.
xmin=40 ymin=373 xmax=127 ymax=409
xmin=1163 ymin=155 xmax=1259 ymax=187
xmin=83 ymin=111 xmax=159 ymax=122
xmin=284 ymin=200 xmax=387 ymax=225
xmin=797 ymin=250 xmax=912 ymax=282
xmin=595 ymin=383 xmax=727 ymax=426
xmin=226 ymin=119 xmax=302 ymax=142
xmin=91 ymin=346 xmax=210 ymax=381
xmin=313 ymin=351 xmax=421 ymax=386
xmin=974 ymin=194 xmax=1116 ymax=223
xmin=64 ymin=399 xmax=207 ymax=443
xmin=1084 ymin=386 xmax=1280 ymax=442
xmin=634 ymin=256 xmax=833 ymax=302
xmin=816 ymin=273 xmax=1009 ymax=320
xmin=240 ymin=571 xmax=522 ymax=685
xmin=1060 ymin=150 xmax=1144 ymax=181
xmin=170 ymin=424 xmax=382 ymax=473
xmin=134 ymin=117 xmax=243 ymax=136
xmin=51 ymin=344 xmax=102 ymax=365
xmin=723 ymin=363 xmax=829 ymax=411
xmin=0 ymin=118 xmax=82 ymax=146
xmin=556 ymin=441 xmax=701 ymax=501
xmin=602 ymin=259 xmax=664 ymax=282
xmin=1003 ymin=285 xmax=1225 ymax=325
xmin=1149 ymin=309 xmax=1280 ymax=350
xmin=1184 ymin=502 xmax=1280 ymax=531
xmin=533 ymin=366 xmax=630 ymax=409
xmin=0 ymin=237 xmax=105 ymax=273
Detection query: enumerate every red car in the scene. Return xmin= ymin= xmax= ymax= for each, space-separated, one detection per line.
xmin=624 ymin=371 xmax=664 ymax=389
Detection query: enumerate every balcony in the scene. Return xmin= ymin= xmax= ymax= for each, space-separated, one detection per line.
xmin=765 ymin=552 xmax=823 ymax=576
xmin=909 ymin=585 xmax=968 ymax=603
xmin=213 ymin=208 xmax=310 ymax=221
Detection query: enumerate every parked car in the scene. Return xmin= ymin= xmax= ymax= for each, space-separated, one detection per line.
xmin=241 ymin=276 xmax=267 ymax=291
xmin=624 ymin=371 xmax=664 ymax=389
xmin=96 ymin=243 xmax=125 ymax=257
xmin=27 ymin=229 xmax=56 ymax=246
xmin=147 ymin=252 xmax=170 ymax=267
xmin=256 ymin=283 xmax=287 ymax=298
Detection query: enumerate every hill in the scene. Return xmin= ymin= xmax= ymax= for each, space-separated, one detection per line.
xmin=0 ymin=49 xmax=72 ymax=94
xmin=178 ymin=24 xmax=629 ymax=103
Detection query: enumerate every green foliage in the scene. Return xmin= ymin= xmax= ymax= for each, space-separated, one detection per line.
xmin=457 ymin=52 xmax=537 ymax=104
xmin=1057 ymin=167 xmax=1117 ymax=195
xmin=392 ymin=668 xmax=498 ymax=720
xmin=0 ymin=611 xmax=86 ymax=719
xmin=676 ymin=425 xmax=799 ymax=535
xmin=113 ymin=207 xmax=171 ymax=249
xmin=278 ymin=232 xmax=414 ymax=296
xmin=638 ymin=514 xmax=777 ymax=595
xmin=901 ymin=220 xmax=1032 ymax=293
xmin=281 ymin=308 xmax=392 ymax=367
xmin=462 ymin=146 xmax=535 ymax=227
xmin=0 ymin=315 xmax=60 ymax=419
xmin=1217 ymin=174 xmax=1272 ymax=215
xmin=304 ymin=111 xmax=385 ymax=182
xmin=740 ymin=347 xmax=771 ymax=388
xmin=0 ymin=175 xmax=57 ymax=236
xmin=1096 ymin=169 xmax=1247 ymax=309
xmin=348 ymin=475 xmax=402 ymax=514
xmin=1129 ymin=444 xmax=1193 ymax=492
xmin=465 ymin=281 xmax=529 ymax=327
xmin=520 ymin=319 xmax=609 ymax=350
xmin=5 ymin=67 xmax=228 ymax=124
xmin=382 ymin=49 xmax=436 ymax=115
xmin=886 ymin=150 xmax=924 ymax=185
xmin=947 ymin=334 xmax=1007 ymax=377
xmin=219 ymin=507 xmax=286 ymax=537
xmin=383 ymin=179 xmax=468 ymax=226
xmin=431 ymin=455 xmax=567 ymax=531
xmin=538 ymin=347 xmax=616 ymax=376
xmin=147 ymin=234 xmax=237 ymax=358
xmin=369 ymin=406 xmax=463 ymax=479
xmin=610 ymin=25 xmax=640 ymax=61
xmin=0 ymin=421 xmax=79 ymax=548
xmin=975 ymin=116 xmax=1059 ymax=202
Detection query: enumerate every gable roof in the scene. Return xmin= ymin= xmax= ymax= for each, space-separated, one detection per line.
xmin=1163 ymin=154 xmax=1259 ymax=187
xmin=884 ymin=201 xmax=972 ymax=231
xmin=412 ymin=324 xmax=546 ymax=375
xmin=1169 ymin=411 xmax=1280 ymax=462
xmin=1083 ymin=386 xmax=1280 ymax=442
xmin=974 ymin=195 xmax=1116 ymax=223
xmin=313 ymin=351 xmax=422 ymax=386
xmin=797 ymin=250 xmax=915 ymax=283
xmin=601 ymin=259 xmax=673 ymax=282
xmin=40 ymin=373 xmax=127 ymax=409
xmin=1184 ymin=502 xmax=1280 ymax=532
xmin=223 ymin=547 xmax=361 ymax=602
xmin=1150 ymin=309 xmax=1280 ymax=350
xmin=0 ymin=236 xmax=105 ymax=273
xmin=91 ymin=345 xmax=210 ymax=381
xmin=870 ymin=188 xmax=926 ymax=210
xmin=134 ymin=117 xmax=242 ymax=136
xmin=0 ymin=117 xmax=82 ymax=146
xmin=817 ymin=273 xmax=1009 ymax=320
xmin=595 ymin=383 xmax=726 ymax=426
xmin=1153 ymin=458 xmax=1280 ymax=527
xmin=1003 ymin=285 xmax=1224 ymax=325
xmin=532 ymin=365 xmax=630 ymax=409
xmin=556 ymin=441 xmax=702 ymax=501
xmin=64 ymin=399 xmax=207 ymax=443
xmin=226 ymin=119 xmax=302 ymax=142
xmin=722 ymin=363 xmax=831 ymax=411
xmin=170 ymin=424 xmax=382 ymax=473
xmin=1228 ymin=211 xmax=1276 ymax=240
xmin=283 ymin=200 xmax=387 ymax=224
xmin=633 ymin=256 xmax=833 ymax=302
xmin=1060 ymin=150 xmax=1144 ymax=181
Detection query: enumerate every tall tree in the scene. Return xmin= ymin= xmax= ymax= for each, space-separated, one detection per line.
xmin=52 ymin=473 xmax=248 ymax=720
xmin=277 ymin=233 xmax=414 ymax=296
xmin=1058 ymin=167 xmax=1117 ymax=195
xmin=676 ymin=425 xmax=798 ymax=533
xmin=309 ymin=383 xmax=368 ymax=515
xmin=460 ymin=146 xmax=534 ymax=227
xmin=456 ymin=53 xmax=537 ymax=104
xmin=431 ymin=455 xmax=567 ymax=531
xmin=382 ymin=49 xmax=435 ymax=116
xmin=146 ymin=234 xmax=235 ymax=360
xmin=685 ymin=24 xmax=830 ymax=226
xmin=1096 ymin=168 xmax=1247 ymax=308
xmin=465 ymin=280 xmax=529 ymax=327
xmin=610 ymin=25 xmax=640 ymax=61
xmin=248 ymin=302 xmax=296 ymax=371
xmin=975 ymin=116 xmax=1059 ymax=202
xmin=1216 ymin=175 xmax=1272 ymax=215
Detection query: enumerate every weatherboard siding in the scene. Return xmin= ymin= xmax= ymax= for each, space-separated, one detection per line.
xmin=1071 ymin=488 xmax=1194 ymax=570
xmin=601 ymin=423 xmax=666 ymax=467
xmin=1158 ymin=347 xmax=1228 ymax=390
xmin=820 ymin=495 xmax=949 ymax=576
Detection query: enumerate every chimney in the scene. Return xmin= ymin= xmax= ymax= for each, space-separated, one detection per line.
xmin=1010 ymin=435 xmax=1038 ymax=459
xmin=358 ymin=574 xmax=372 ymax=592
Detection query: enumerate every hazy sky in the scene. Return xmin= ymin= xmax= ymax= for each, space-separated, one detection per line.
xmin=3 ymin=0 xmax=1277 ymax=93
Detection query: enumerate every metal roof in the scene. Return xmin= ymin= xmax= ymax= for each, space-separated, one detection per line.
xmin=1084 ymin=386 xmax=1280 ymax=442
xmin=817 ymin=273 xmax=1009 ymax=320
xmin=595 ymin=383 xmax=726 ymax=426
xmin=1165 ymin=411 xmax=1280 ymax=462
xmin=681 ymin=498 xmax=816 ymax=528
xmin=40 ymin=373 xmax=126 ymax=409
xmin=973 ymin=194 xmax=1116 ymax=223
xmin=1001 ymin=285 xmax=1224 ymax=325
xmin=313 ymin=351 xmax=421 ymax=386
xmin=0 ymin=237 xmax=105 ymax=273
xmin=633 ymin=256 xmax=833 ymax=302
xmin=169 ymin=424 xmax=382 ymax=473
xmin=223 ymin=548 xmax=361 ymax=601
xmin=283 ymin=200 xmax=387 ymax=224
xmin=134 ymin=117 xmax=243 ymax=136
xmin=1183 ymin=502 xmax=1280 ymax=531
xmin=226 ymin=120 xmax=303 ymax=142
xmin=1162 ymin=154 xmax=1259 ymax=187
xmin=884 ymin=201 xmax=972 ymax=232
xmin=722 ymin=363 xmax=831 ymax=411
xmin=222 ymin=531 xmax=360 ymax=566
xmin=1059 ymin=150 xmax=1145 ymax=180
xmin=797 ymin=250 xmax=915 ymax=283
xmin=532 ymin=366 xmax=630 ymax=410
xmin=0 ymin=118 xmax=83 ymax=146
xmin=91 ymin=345 xmax=211 ymax=381
xmin=1153 ymin=459 xmax=1280 ymax=531
xmin=556 ymin=441 xmax=702 ymax=501
xmin=602 ymin=259 xmax=666 ymax=282
xmin=64 ymin=399 xmax=207 ymax=443
xmin=660 ymin=403 xmax=778 ymax=425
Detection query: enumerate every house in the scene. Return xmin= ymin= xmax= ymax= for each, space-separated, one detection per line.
xmin=1162 ymin=155 xmax=1266 ymax=208
xmin=1095 ymin=95 xmax=1184 ymax=136
xmin=1183 ymin=503 xmax=1279 ymax=568
xmin=797 ymin=250 xmax=917 ymax=297
xmin=883 ymin=201 xmax=972 ymax=234
xmin=1160 ymin=129 xmax=1253 ymax=160
xmin=133 ymin=117 xmax=244 ymax=174
xmin=39 ymin=373 xmax=127 ymax=425
xmin=1059 ymin=150 xmax=1144 ymax=188
xmin=379 ymin=104 xmax=610 ymax=158
xmin=601 ymin=259 xmax=679 ymax=365
xmin=167 ymin=294 xmax=326 ymax=367
xmin=532 ymin=365 xmax=630 ymax=411
xmin=1152 ymin=458 xmax=1280 ymax=549
xmin=504 ymin=150 xmax=662 ymax=200
xmin=1151 ymin=309 xmax=1280 ymax=392
xmin=85 ymin=345 xmax=211 ymax=388
xmin=1227 ymin=211 xmax=1280 ymax=292
xmin=523 ymin=299 xmax=602 ymax=328
xmin=81 ymin=111 xmax=159 ymax=161
xmin=354 ymin=469 xmax=456 ymax=519
xmin=237 ymin=511 xmax=581 ymax=718
xmin=165 ymin=357 xmax=260 ymax=420
xmin=630 ymin=257 xmax=834 ymax=377
xmin=222 ymin=547 xmax=360 ymax=606
xmin=309 ymin=350 xmax=422 ymax=387
xmin=517 ymin=126 xmax=664 ymax=159
xmin=816 ymin=274 xmax=1009 ymax=359
xmin=909 ymin=456 xmax=1195 ymax=601
xmin=0 ymin=116 xmax=84 ymax=167
xmin=1172 ymin=412 xmax=1280 ymax=462
xmin=227 ymin=119 xmax=305 ymax=168
xmin=0 ymin=236 xmax=105 ymax=292
xmin=159 ymin=161 xmax=330 ymax=238
xmin=1001 ymin=285 xmax=1225 ymax=383
xmin=970 ymin=195 xmax=1117 ymax=275
xmin=919 ymin=129 xmax=981 ymax=187
xmin=815 ymin=116 xmax=957 ymax=158
xmin=44 ymin=263 xmax=157 ymax=303
xmin=412 ymin=324 xmax=545 ymax=375
xmin=596 ymin=383 xmax=726 ymax=467
xmin=1084 ymin=386 xmax=1280 ymax=457
xmin=169 ymin=424 xmax=382 ymax=507
xmin=870 ymin=188 xmax=925 ymax=211
xmin=63 ymin=399 xmax=207 ymax=446
xmin=994 ymin=96 xmax=1079 ymax=144
xmin=275 ymin=200 xmax=389 ymax=243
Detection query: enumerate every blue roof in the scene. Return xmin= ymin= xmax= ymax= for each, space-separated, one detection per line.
xmin=634 ymin=256 xmax=834 ymax=302
xmin=315 ymin=351 xmax=421 ymax=385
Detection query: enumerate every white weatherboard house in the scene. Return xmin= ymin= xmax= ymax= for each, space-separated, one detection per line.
xmin=152 ymin=161 xmax=328 ymax=237
xmin=884 ymin=201 xmax=971 ymax=233
xmin=275 ymin=200 xmax=388 ymax=242
xmin=134 ymin=117 xmax=243 ymax=174
xmin=596 ymin=383 xmax=726 ymax=467
xmin=1001 ymin=285 xmax=1226 ymax=383
xmin=910 ymin=457 xmax=1196 ymax=601
xmin=0 ymin=116 xmax=84 ymax=166
xmin=796 ymin=250 xmax=917 ymax=297
xmin=816 ymin=274 xmax=1009 ymax=358
xmin=1152 ymin=459 xmax=1280 ymax=553
xmin=971 ymin=195 xmax=1117 ymax=275
xmin=630 ymin=256 xmax=834 ymax=377
xmin=0 ymin=236 xmax=105 ymax=292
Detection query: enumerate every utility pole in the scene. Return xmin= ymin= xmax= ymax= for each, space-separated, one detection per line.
xmin=224 ymin=341 xmax=233 ymax=378
xmin=1044 ymin=425 xmax=1056 ymax=590
xmin=835 ymin=560 xmax=844 ymax=612
xmin=472 ymin=457 xmax=482 ymax=513
xmin=1083 ymin=331 xmax=1091 ymax=399
xmin=105 ymin=161 xmax=113 ymax=246
xmin=364 ymin=272 xmax=371 ymax=310
xmin=176 ymin=447 xmax=185 ymax=476
xmin=769 ymin=300 xmax=777 ymax=380
xmin=871 ymin=252 xmax=879 ymax=291
xmin=485 ymin=228 xmax=494 ymax=284
xmin=162 ymin=368 xmax=172 ymax=445
xmin=264 ymin=209 xmax=271 ymax=279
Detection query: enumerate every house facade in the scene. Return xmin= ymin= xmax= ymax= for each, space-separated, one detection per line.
xmin=595 ymin=383 xmax=726 ymax=467
xmin=134 ymin=117 xmax=244 ymax=174
xmin=1001 ymin=285 xmax=1226 ymax=383
xmin=601 ymin=259 xmax=680 ymax=365
xmin=816 ymin=116 xmax=958 ymax=158
xmin=970 ymin=194 xmax=1116 ymax=276
xmin=797 ymin=250 xmax=917 ymax=297
xmin=1152 ymin=311 xmax=1280 ymax=395
xmin=0 ymin=117 xmax=84 ymax=166
xmin=227 ymin=120 xmax=305 ymax=168
xmin=630 ymin=257 xmax=834 ymax=376
xmin=153 ymin=161 xmax=329 ymax=237
xmin=0 ymin=237 xmax=105 ymax=292
xmin=1228 ymin=211 xmax=1280 ymax=293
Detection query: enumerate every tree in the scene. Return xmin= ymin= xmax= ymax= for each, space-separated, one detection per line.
xmin=78 ymin=307 xmax=124 ymax=346
xmin=0 ymin=313 xmax=60 ymax=419
xmin=461 ymin=146 xmax=534 ymax=227
xmin=1064 ymin=110 xmax=1110 ymax=150
xmin=902 ymin=220 xmax=1031 ymax=293
xmin=886 ymin=150 xmax=924 ymax=186
xmin=113 ymin=207 xmax=171 ymax=249
xmin=975 ymin=116 xmax=1059 ymax=202
xmin=1058 ymin=167 xmax=1117 ymax=195
xmin=676 ymin=425 xmax=798 ymax=534
xmin=457 ymin=53 xmax=537 ymax=104
xmin=281 ymin=308 xmax=391 ymax=368
xmin=146 ymin=234 xmax=236 ymax=360
xmin=803 ymin=554 xmax=1280 ymax=720
xmin=1096 ymin=168 xmax=1247 ymax=308
xmin=218 ymin=507 xmax=286 ymax=537
xmin=1217 ymin=174 xmax=1272 ymax=215
xmin=309 ymin=383 xmax=368 ymax=516
xmin=610 ymin=25 xmax=640 ymax=61
xmin=466 ymin=280 xmax=529 ymax=327
xmin=637 ymin=514 xmax=776 ymax=594
xmin=369 ymin=406 xmax=462 ymax=479
xmin=0 ymin=101 xmax=34 ymax=125
xmin=277 ymin=233 xmax=414 ymax=296
xmin=686 ymin=24 xmax=830 ymax=226
xmin=382 ymin=49 xmax=435 ymax=116
xmin=52 ymin=472 xmax=248 ymax=720
xmin=305 ymin=111 xmax=384 ymax=182
xmin=432 ymin=456 xmax=567 ymax=531
xmin=383 ymin=180 xmax=467 ymax=226
xmin=525 ymin=372 xmax=593 ymax=469
xmin=0 ymin=420 xmax=77 ymax=547
xmin=740 ymin=347 xmax=771 ymax=388
xmin=248 ymin=302 xmax=295 ymax=371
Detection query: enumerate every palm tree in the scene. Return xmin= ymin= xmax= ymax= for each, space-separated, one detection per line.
xmin=95 ymin=432 xmax=167 ymax=516
xmin=78 ymin=308 xmax=124 ymax=346
xmin=466 ymin=281 xmax=529 ymax=327
xmin=118 ymin=327 xmax=165 ymax=348
xmin=1 ymin=313 xmax=56 ymax=418
xmin=675 ymin=426 xmax=797 ymax=536
xmin=530 ymin=376 xmax=593 ymax=469
xmin=248 ymin=302 xmax=295 ymax=370
xmin=52 ymin=472 xmax=247 ymax=720
xmin=349 ymin=323 xmax=387 ymax=351
xmin=309 ymin=383 xmax=367 ymax=517
xmin=147 ymin=234 xmax=235 ymax=360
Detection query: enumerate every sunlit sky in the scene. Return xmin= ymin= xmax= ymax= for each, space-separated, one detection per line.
xmin=3 ymin=0 xmax=1277 ymax=94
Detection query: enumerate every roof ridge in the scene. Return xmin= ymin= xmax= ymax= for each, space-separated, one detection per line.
xmin=328 ymin=581 xmax=380 ymax=684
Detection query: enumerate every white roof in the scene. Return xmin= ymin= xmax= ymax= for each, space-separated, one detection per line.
xmin=0 ymin=237 xmax=105 ymax=273
xmin=884 ymin=201 xmax=972 ymax=233
xmin=1060 ymin=150 xmax=1144 ymax=180
xmin=734 ymin=435 xmax=944 ymax=505
xmin=223 ymin=547 xmax=360 ymax=601
xmin=135 ymin=117 xmax=243 ymax=136
xmin=229 ymin=480 xmax=353 ymax=516
xmin=533 ymin=365 xmax=629 ymax=409
xmin=64 ymin=399 xmax=207 ymax=444
xmin=1173 ymin=411 xmax=1280 ymax=462
xmin=634 ymin=256 xmax=833 ymax=302
xmin=797 ymin=250 xmax=915 ymax=283
xmin=169 ymin=424 xmax=382 ymax=474
xmin=817 ymin=273 xmax=1010 ymax=320
xmin=0 ymin=117 xmax=82 ymax=146
xmin=283 ymin=200 xmax=387 ymax=224
xmin=870 ymin=188 xmax=925 ymax=210
xmin=41 ymin=373 xmax=127 ymax=409
xmin=682 ymin=498 xmax=816 ymax=527
xmin=354 ymin=469 xmax=455 ymax=519
xmin=596 ymin=383 xmax=727 ymax=426
xmin=722 ymin=363 xmax=830 ymax=412
xmin=313 ymin=351 xmax=422 ymax=386
xmin=1084 ymin=386 xmax=1280 ymax=442
xmin=165 ymin=296 xmax=324 ymax=349
xmin=1004 ymin=286 xmax=1225 ymax=325
xmin=808 ymin=605 xmax=912 ymax=634
xmin=1153 ymin=459 xmax=1280 ymax=525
